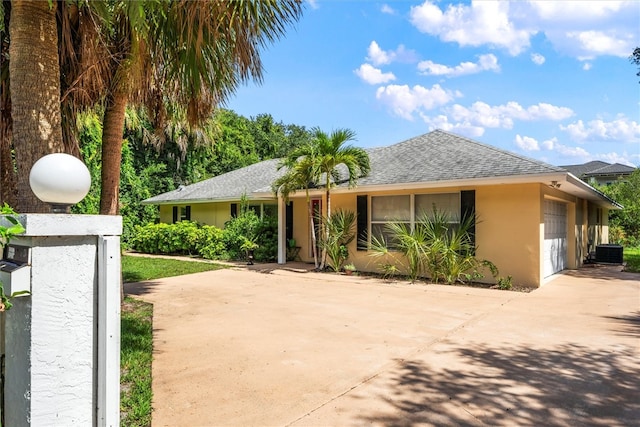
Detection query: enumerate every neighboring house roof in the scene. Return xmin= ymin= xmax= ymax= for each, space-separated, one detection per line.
xmin=143 ymin=130 xmax=621 ymax=209
xmin=560 ymin=161 xmax=636 ymax=179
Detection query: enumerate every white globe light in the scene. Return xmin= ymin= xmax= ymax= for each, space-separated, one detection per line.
xmin=29 ymin=153 xmax=91 ymax=209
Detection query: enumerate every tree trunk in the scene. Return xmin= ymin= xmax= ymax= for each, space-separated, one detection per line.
xmin=9 ymin=0 xmax=64 ymax=213
xmin=306 ymin=192 xmax=318 ymax=268
xmin=319 ymin=187 xmax=330 ymax=269
xmin=100 ymin=89 xmax=128 ymax=215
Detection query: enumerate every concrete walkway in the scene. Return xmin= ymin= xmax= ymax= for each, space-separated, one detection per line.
xmin=125 ymin=263 xmax=639 ymax=426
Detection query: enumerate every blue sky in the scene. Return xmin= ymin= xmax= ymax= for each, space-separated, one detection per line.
xmin=227 ymin=0 xmax=640 ymax=167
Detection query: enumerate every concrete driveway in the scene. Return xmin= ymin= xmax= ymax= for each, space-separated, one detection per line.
xmin=125 ymin=264 xmax=639 ymax=426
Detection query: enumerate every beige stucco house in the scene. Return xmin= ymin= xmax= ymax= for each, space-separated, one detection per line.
xmin=143 ymin=130 xmax=621 ymax=287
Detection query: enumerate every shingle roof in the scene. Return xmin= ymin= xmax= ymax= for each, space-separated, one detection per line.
xmin=353 ymin=130 xmax=563 ymax=186
xmin=144 ymin=130 xmax=567 ymax=204
xmin=143 ymin=158 xmax=284 ymax=204
xmin=560 ymin=161 xmax=636 ymax=178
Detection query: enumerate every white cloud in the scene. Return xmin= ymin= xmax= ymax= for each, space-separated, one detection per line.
xmin=381 ymin=4 xmax=396 ymax=15
xmin=420 ymin=114 xmax=485 ymax=137
xmin=447 ymin=101 xmax=574 ymax=129
xmin=418 ymin=54 xmax=500 ymax=77
xmin=306 ymin=0 xmax=319 ymax=10
xmin=515 ymin=134 xmax=540 ymax=151
xmin=531 ymin=53 xmax=545 ymax=65
xmin=366 ymin=41 xmax=417 ymax=66
xmin=583 ymin=62 xmax=592 ymax=71
xmin=542 ymin=137 xmax=557 ymax=150
xmin=560 ymin=117 xmax=640 ymax=143
xmin=354 ymin=64 xmax=396 ymax=85
xmin=567 ymin=30 xmax=633 ymax=59
xmin=554 ymin=144 xmax=591 ymax=159
xmin=409 ymin=1 xmax=534 ymax=55
xmin=375 ymin=84 xmax=461 ymax=120
xmin=528 ymin=1 xmax=628 ymax=21
xmin=408 ymin=0 xmax=639 ymax=61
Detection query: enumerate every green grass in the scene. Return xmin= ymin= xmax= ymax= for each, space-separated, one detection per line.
xmin=122 ymin=255 xmax=225 ymax=282
xmin=624 ymin=247 xmax=640 ymax=273
xmin=121 ymin=297 xmax=153 ymax=427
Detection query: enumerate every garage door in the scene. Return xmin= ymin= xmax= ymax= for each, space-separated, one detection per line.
xmin=544 ymin=200 xmax=568 ymax=277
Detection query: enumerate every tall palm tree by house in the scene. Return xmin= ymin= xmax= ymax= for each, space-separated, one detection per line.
xmin=98 ymin=0 xmax=303 ymax=214
xmin=313 ymin=128 xmax=370 ymax=268
xmin=7 ymin=1 xmax=65 ymax=212
xmin=274 ymin=128 xmax=370 ymax=269
xmin=273 ymin=142 xmax=320 ymax=268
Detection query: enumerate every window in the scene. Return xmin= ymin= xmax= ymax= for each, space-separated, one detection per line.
xmin=415 ymin=193 xmax=460 ymax=221
xmin=173 ymin=205 xmax=191 ymax=223
xmin=369 ymin=193 xmax=461 ymax=246
xmin=370 ymin=195 xmax=410 ymax=244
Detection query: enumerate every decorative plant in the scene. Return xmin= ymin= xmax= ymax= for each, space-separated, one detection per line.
xmin=343 ymin=263 xmax=356 ymax=272
xmin=317 ymin=209 xmax=356 ymax=272
xmin=0 ymin=204 xmax=26 ymax=311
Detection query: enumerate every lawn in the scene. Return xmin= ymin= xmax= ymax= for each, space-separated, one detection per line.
xmin=624 ymin=246 xmax=640 ymax=273
xmin=120 ymin=255 xmax=225 ymax=425
xmin=122 ymin=255 xmax=226 ymax=282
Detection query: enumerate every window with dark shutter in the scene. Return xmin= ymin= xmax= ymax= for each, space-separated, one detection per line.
xmin=230 ymin=203 xmax=238 ymax=218
xmin=286 ymin=202 xmax=294 ymax=242
xmin=357 ymin=195 xmax=368 ymax=250
xmin=460 ymin=190 xmax=476 ymax=248
xmin=172 ymin=206 xmax=178 ymax=223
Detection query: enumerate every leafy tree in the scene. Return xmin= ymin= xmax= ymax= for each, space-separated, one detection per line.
xmin=631 ymin=47 xmax=640 ymax=83
xmin=599 ymin=169 xmax=640 ymax=247
xmin=97 ymin=1 xmax=303 ymax=215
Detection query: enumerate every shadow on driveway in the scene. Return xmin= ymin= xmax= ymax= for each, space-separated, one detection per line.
xmin=354 ymin=343 xmax=639 ymax=426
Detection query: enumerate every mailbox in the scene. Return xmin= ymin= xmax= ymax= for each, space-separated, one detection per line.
xmin=0 ymin=244 xmax=31 ymax=296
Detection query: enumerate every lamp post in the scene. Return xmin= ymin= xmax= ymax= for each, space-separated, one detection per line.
xmin=1 ymin=154 xmax=121 ymax=426
xmin=29 ymin=153 xmax=91 ymax=213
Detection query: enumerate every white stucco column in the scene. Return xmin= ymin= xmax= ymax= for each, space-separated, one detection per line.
xmin=0 ymin=214 xmax=122 ymax=426
xmin=277 ymin=194 xmax=286 ymax=264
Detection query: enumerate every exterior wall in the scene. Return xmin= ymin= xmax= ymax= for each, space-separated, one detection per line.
xmin=290 ymin=183 xmax=595 ymax=288
xmin=476 ymin=184 xmax=542 ymax=287
xmin=158 ymin=202 xmax=234 ymax=228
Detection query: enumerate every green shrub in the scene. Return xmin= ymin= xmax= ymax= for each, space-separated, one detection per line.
xmin=317 ymin=210 xmax=356 ymax=272
xmin=130 ymin=221 xmax=200 ymax=255
xmin=369 ymin=209 xmax=500 ymax=285
xmin=195 ymin=225 xmax=227 ymax=260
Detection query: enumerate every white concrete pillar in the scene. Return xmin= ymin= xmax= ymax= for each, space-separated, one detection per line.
xmin=1 ymin=214 xmax=122 ymax=426
xmin=277 ymin=195 xmax=286 ymax=264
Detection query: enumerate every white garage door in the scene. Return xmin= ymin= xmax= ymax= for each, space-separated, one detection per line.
xmin=544 ymin=200 xmax=568 ymax=277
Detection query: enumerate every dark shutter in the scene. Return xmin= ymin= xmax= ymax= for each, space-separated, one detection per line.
xmin=230 ymin=203 xmax=238 ymax=218
xmin=286 ymin=202 xmax=294 ymax=242
xmin=356 ymin=195 xmax=368 ymax=251
xmin=185 ymin=206 xmax=191 ymax=221
xmin=460 ymin=190 xmax=476 ymax=248
xmin=172 ymin=206 xmax=178 ymax=223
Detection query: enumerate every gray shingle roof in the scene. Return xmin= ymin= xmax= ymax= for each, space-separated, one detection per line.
xmin=144 ymin=130 xmax=567 ymax=204
xmin=560 ymin=161 xmax=636 ymax=178
xmin=349 ymin=130 xmax=563 ymax=187
xmin=143 ymin=158 xmax=284 ymax=204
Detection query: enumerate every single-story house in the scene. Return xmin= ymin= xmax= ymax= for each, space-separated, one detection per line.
xmin=560 ymin=160 xmax=637 ymax=186
xmin=143 ymin=130 xmax=621 ymax=287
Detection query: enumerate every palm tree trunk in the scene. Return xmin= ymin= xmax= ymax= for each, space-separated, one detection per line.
xmin=319 ymin=186 xmax=330 ymax=269
xmin=9 ymin=0 xmax=64 ymax=213
xmin=100 ymin=89 xmax=128 ymax=215
xmin=306 ymin=192 xmax=318 ymax=268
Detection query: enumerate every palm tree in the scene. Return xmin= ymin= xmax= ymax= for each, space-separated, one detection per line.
xmin=98 ymin=0 xmax=303 ymax=214
xmin=272 ymin=142 xmax=320 ymax=268
xmin=312 ymin=128 xmax=370 ymax=268
xmin=7 ymin=1 xmax=65 ymax=212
